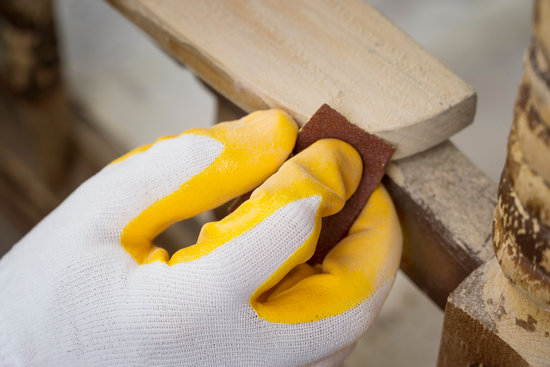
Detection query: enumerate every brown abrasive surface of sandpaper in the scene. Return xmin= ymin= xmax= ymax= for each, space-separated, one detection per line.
xmin=228 ymin=104 xmax=395 ymax=264
xmin=296 ymin=104 xmax=395 ymax=264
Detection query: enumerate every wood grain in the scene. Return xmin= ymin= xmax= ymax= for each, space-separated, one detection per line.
xmin=385 ymin=141 xmax=496 ymax=308
xmin=438 ymin=258 xmax=550 ymax=367
xmin=523 ymin=39 xmax=550 ymax=184
xmin=106 ymin=0 xmax=476 ymax=159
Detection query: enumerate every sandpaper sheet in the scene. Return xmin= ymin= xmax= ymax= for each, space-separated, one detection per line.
xmin=296 ymin=104 xmax=395 ymax=264
xmin=229 ymin=104 xmax=395 ymax=264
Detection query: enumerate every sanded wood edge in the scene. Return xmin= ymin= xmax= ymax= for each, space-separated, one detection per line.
xmin=379 ymin=94 xmax=476 ymax=159
xmin=105 ymin=0 xmax=475 ymax=159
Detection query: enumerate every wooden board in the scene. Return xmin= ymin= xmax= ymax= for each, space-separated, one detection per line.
xmin=385 ymin=141 xmax=496 ymax=308
xmin=438 ymin=258 xmax=550 ymax=367
xmin=106 ymin=0 xmax=476 ymax=159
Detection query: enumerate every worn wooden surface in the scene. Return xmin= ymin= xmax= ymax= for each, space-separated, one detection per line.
xmin=522 ymin=38 xmax=550 ymax=182
xmin=384 ymin=141 xmax=496 ymax=308
xmin=496 ymin=87 xmax=550 ymax=307
xmin=438 ymin=257 xmax=550 ymax=367
xmin=493 ymin=6 xmax=550 ymax=307
xmin=106 ymin=0 xmax=476 ymax=159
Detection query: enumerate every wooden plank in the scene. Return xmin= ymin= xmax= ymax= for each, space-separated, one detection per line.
xmin=437 ymin=258 xmax=550 ymax=367
xmin=106 ymin=0 xmax=476 ymax=159
xmin=384 ymin=141 xmax=496 ymax=308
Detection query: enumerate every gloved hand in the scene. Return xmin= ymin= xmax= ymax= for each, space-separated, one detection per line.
xmin=0 ymin=110 xmax=402 ymax=367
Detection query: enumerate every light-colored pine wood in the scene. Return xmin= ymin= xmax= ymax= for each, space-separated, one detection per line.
xmin=106 ymin=0 xmax=476 ymax=159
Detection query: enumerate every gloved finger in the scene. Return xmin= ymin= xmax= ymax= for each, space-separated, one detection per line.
xmin=76 ymin=110 xmax=297 ymax=264
xmin=253 ymin=184 xmax=402 ymax=324
xmin=170 ymin=139 xmax=362 ymax=295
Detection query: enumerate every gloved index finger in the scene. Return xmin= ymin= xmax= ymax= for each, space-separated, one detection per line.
xmin=170 ymin=139 xmax=362 ymax=298
xmin=114 ymin=110 xmax=298 ymax=264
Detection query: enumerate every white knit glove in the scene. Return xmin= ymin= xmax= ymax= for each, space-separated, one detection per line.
xmin=0 ymin=110 xmax=402 ymax=367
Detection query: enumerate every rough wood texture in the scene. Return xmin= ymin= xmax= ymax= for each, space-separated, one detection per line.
xmin=512 ymin=83 xmax=550 ymax=226
xmin=525 ymin=35 xmax=550 ymax=131
xmin=106 ymin=0 xmax=476 ymax=159
xmin=493 ymin=17 xmax=550 ymax=308
xmin=385 ymin=141 xmax=496 ymax=308
xmin=523 ymin=38 xmax=550 ymax=183
xmin=494 ymin=165 xmax=550 ymax=309
xmin=438 ymin=258 xmax=550 ymax=367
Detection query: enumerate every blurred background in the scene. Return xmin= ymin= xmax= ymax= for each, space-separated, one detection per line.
xmin=0 ymin=0 xmax=533 ymax=365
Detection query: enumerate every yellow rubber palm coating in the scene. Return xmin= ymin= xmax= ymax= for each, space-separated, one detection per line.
xmin=118 ymin=110 xmax=298 ymax=264
xmin=253 ymin=185 xmax=402 ymax=323
xmin=172 ymin=139 xmax=362 ymax=264
xmin=169 ymin=137 xmax=365 ymax=322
